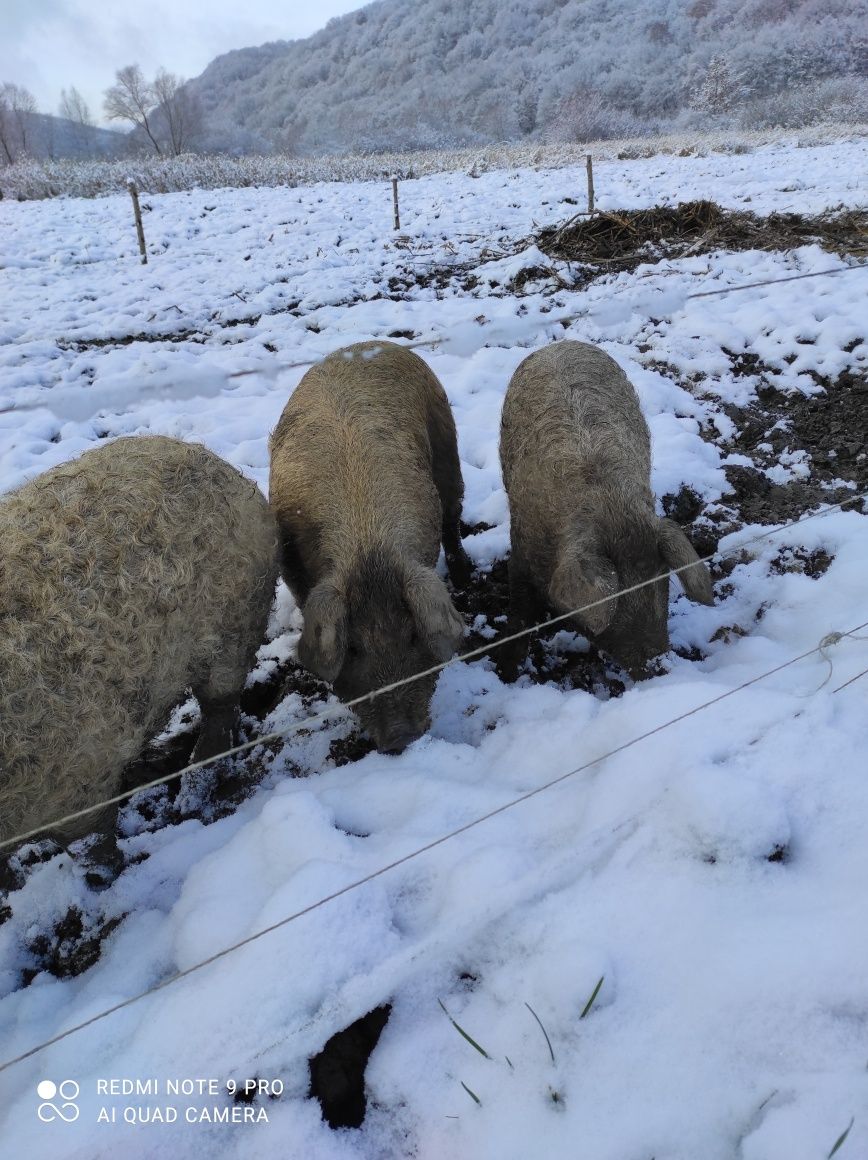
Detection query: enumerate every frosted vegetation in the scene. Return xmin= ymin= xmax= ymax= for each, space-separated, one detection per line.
xmin=1 ymin=123 xmax=865 ymax=202
xmin=189 ymin=0 xmax=868 ymax=153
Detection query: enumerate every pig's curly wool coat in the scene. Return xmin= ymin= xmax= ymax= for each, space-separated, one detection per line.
xmin=0 ymin=436 xmax=278 ymax=846
xmin=268 ymin=340 xmax=468 ymax=753
xmin=499 ymin=341 xmax=713 ymax=676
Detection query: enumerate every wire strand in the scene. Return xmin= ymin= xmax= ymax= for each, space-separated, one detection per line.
xmin=4 ymin=622 xmax=865 ymax=1075
xmin=223 ymin=263 xmax=866 ymax=381
xmin=683 ymin=266 xmax=862 ymax=299
xmin=3 ymin=488 xmax=866 ymax=853
xmin=832 ymin=665 xmax=868 ymax=694
xmin=1 ymin=263 xmax=863 ymax=406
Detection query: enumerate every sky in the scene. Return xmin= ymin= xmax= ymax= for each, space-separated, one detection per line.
xmin=0 ymin=0 xmax=366 ymax=125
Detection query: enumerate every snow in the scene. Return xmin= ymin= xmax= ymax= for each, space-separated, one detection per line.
xmin=1 ymin=139 xmax=868 ymax=1159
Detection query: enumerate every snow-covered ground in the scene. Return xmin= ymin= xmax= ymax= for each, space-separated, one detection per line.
xmin=1 ymin=137 xmax=867 ymax=1159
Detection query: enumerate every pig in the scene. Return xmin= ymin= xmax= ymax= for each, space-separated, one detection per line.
xmin=269 ymin=340 xmax=470 ymax=753
xmin=0 ymin=435 xmax=279 ymax=854
xmin=498 ymin=340 xmax=713 ymax=678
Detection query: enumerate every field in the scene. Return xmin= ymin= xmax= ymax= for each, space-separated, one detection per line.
xmin=1 ymin=133 xmax=867 ymax=1159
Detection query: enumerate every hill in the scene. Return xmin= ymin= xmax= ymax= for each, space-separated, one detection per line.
xmin=1 ymin=110 xmax=126 ymax=163
xmin=188 ymin=0 xmax=868 ymax=154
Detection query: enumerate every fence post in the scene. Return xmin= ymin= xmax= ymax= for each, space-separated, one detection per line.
xmin=586 ymin=155 xmax=595 ymax=215
xmin=391 ymin=175 xmax=400 ymax=231
xmin=128 ymin=180 xmax=148 ymax=264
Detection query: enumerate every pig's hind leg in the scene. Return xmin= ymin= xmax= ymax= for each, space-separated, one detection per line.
xmin=427 ymin=408 xmax=473 ymax=588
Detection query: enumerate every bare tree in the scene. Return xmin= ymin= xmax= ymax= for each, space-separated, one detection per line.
xmin=40 ymin=113 xmax=56 ymax=160
xmin=104 ymin=65 xmax=162 ymax=154
xmin=152 ymin=69 xmax=201 ymax=155
xmin=0 ymin=93 xmax=12 ymax=164
xmin=103 ymin=65 xmax=201 ymax=156
xmin=59 ymin=86 xmax=95 ymax=157
xmin=59 ymin=86 xmax=94 ymax=128
xmin=0 ymin=82 xmax=38 ymax=163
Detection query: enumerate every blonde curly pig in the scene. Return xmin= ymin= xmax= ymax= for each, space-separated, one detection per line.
xmin=0 ymin=435 xmax=279 ymax=852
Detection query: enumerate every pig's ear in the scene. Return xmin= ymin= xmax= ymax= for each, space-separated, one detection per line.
xmin=657 ymin=519 xmax=714 ymax=605
xmin=405 ymin=566 xmax=464 ymax=662
xmin=298 ymin=580 xmax=347 ymax=681
xmin=549 ymin=546 xmax=618 ymax=635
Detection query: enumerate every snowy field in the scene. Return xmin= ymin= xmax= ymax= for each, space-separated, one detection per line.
xmin=1 ymin=136 xmax=867 ymax=1159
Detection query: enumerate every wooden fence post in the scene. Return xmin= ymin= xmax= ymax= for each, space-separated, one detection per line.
xmin=391 ymin=175 xmax=400 ymax=231
xmin=586 ymin=155 xmax=595 ymax=215
xmin=128 ymin=180 xmax=148 ymax=264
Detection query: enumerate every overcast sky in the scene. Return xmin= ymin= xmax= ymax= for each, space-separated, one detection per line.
xmin=0 ymin=0 xmax=366 ymax=124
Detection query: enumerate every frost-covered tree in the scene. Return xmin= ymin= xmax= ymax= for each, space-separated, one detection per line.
xmin=152 ymin=70 xmax=202 ymax=156
xmin=104 ymin=65 xmax=201 ymax=156
xmin=547 ymin=86 xmax=638 ymax=143
xmin=694 ymin=55 xmax=740 ymax=114
xmin=516 ymin=88 xmax=539 ymax=135
xmin=104 ymin=65 xmax=163 ymax=154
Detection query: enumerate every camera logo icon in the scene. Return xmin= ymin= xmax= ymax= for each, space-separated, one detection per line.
xmin=37 ymin=1079 xmax=80 ymax=1123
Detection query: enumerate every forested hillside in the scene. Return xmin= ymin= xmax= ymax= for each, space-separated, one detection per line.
xmin=189 ymin=0 xmax=867 ymax=154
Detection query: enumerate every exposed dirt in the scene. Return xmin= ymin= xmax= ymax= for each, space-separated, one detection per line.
xmin=720 ymin=369 xmax=868 ymax=506
xmin=654 ymin=363 xmax=868 ymax=577
xmin=22 ymin=908 xmax=124 ymax=985
xmin=381 ymin=203 xmax=867 ymax=297
xmin=55 ymin=300 xmax=303 ymax=352
xmin=309 ymin=1004 xmax=392 ymax=1128
xmin=328 ymin=731 xmax=378 ymax=766
xmin=452 ymin=541 xmax=629 ymax=697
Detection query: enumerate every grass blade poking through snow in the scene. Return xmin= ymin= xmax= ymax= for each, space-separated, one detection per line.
xmin=580 ymin=976 xmax=605 ymax=1020
xmin=525 ymin=1001 xmax=556 ymax=1064
xmin=828 ymin=1116 xmax=855 ymax=1158
xmin=438 ymin=998 xmax=492 ymax=1059
xmin=460 ymin=1081 xmax=482 ymax=1106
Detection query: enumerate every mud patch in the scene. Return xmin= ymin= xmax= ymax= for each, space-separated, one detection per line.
xmin=242 ymin=660 xmax=314 ymax=720
xmin=718 ymin=365 xmax=868 ymax=523
xmin=119 ymin=718 xmax=279 ymax=843
xmin=720 ymin=464 xmax=817 ymax=527
xmin=22 ymin=907 xmax=124 ymax=985
xmin=653 ymin=360 xmax=867 ymax=580
xmin=768 ymin=546 xmax=834 ymax=578
xmin=328 ymin=731 xmax=378 ymax=767
xmin=0 ymin=839 xmax=62 ymax=904
xmin=309 ymin=1004 xmax=391 ymax=1129
xmin=453 ymin=557 xmax=629 ymax=697
xmin=245 ymin=658 xmax=376 ymax=767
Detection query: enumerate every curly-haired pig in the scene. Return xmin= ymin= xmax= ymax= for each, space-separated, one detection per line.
xmin=269 ymin=340 xmax=471 ymax=753
xmin=498 ymin=341 xmax=713 ymax=678
xmin=0 ymin=436 xmax=279 ymax=854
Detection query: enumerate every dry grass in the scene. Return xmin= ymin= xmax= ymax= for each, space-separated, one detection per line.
xmin=1 ymin=124 xmax=865 ymax=201
xmin=537 ymin=202 xmax=868 ymax=269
